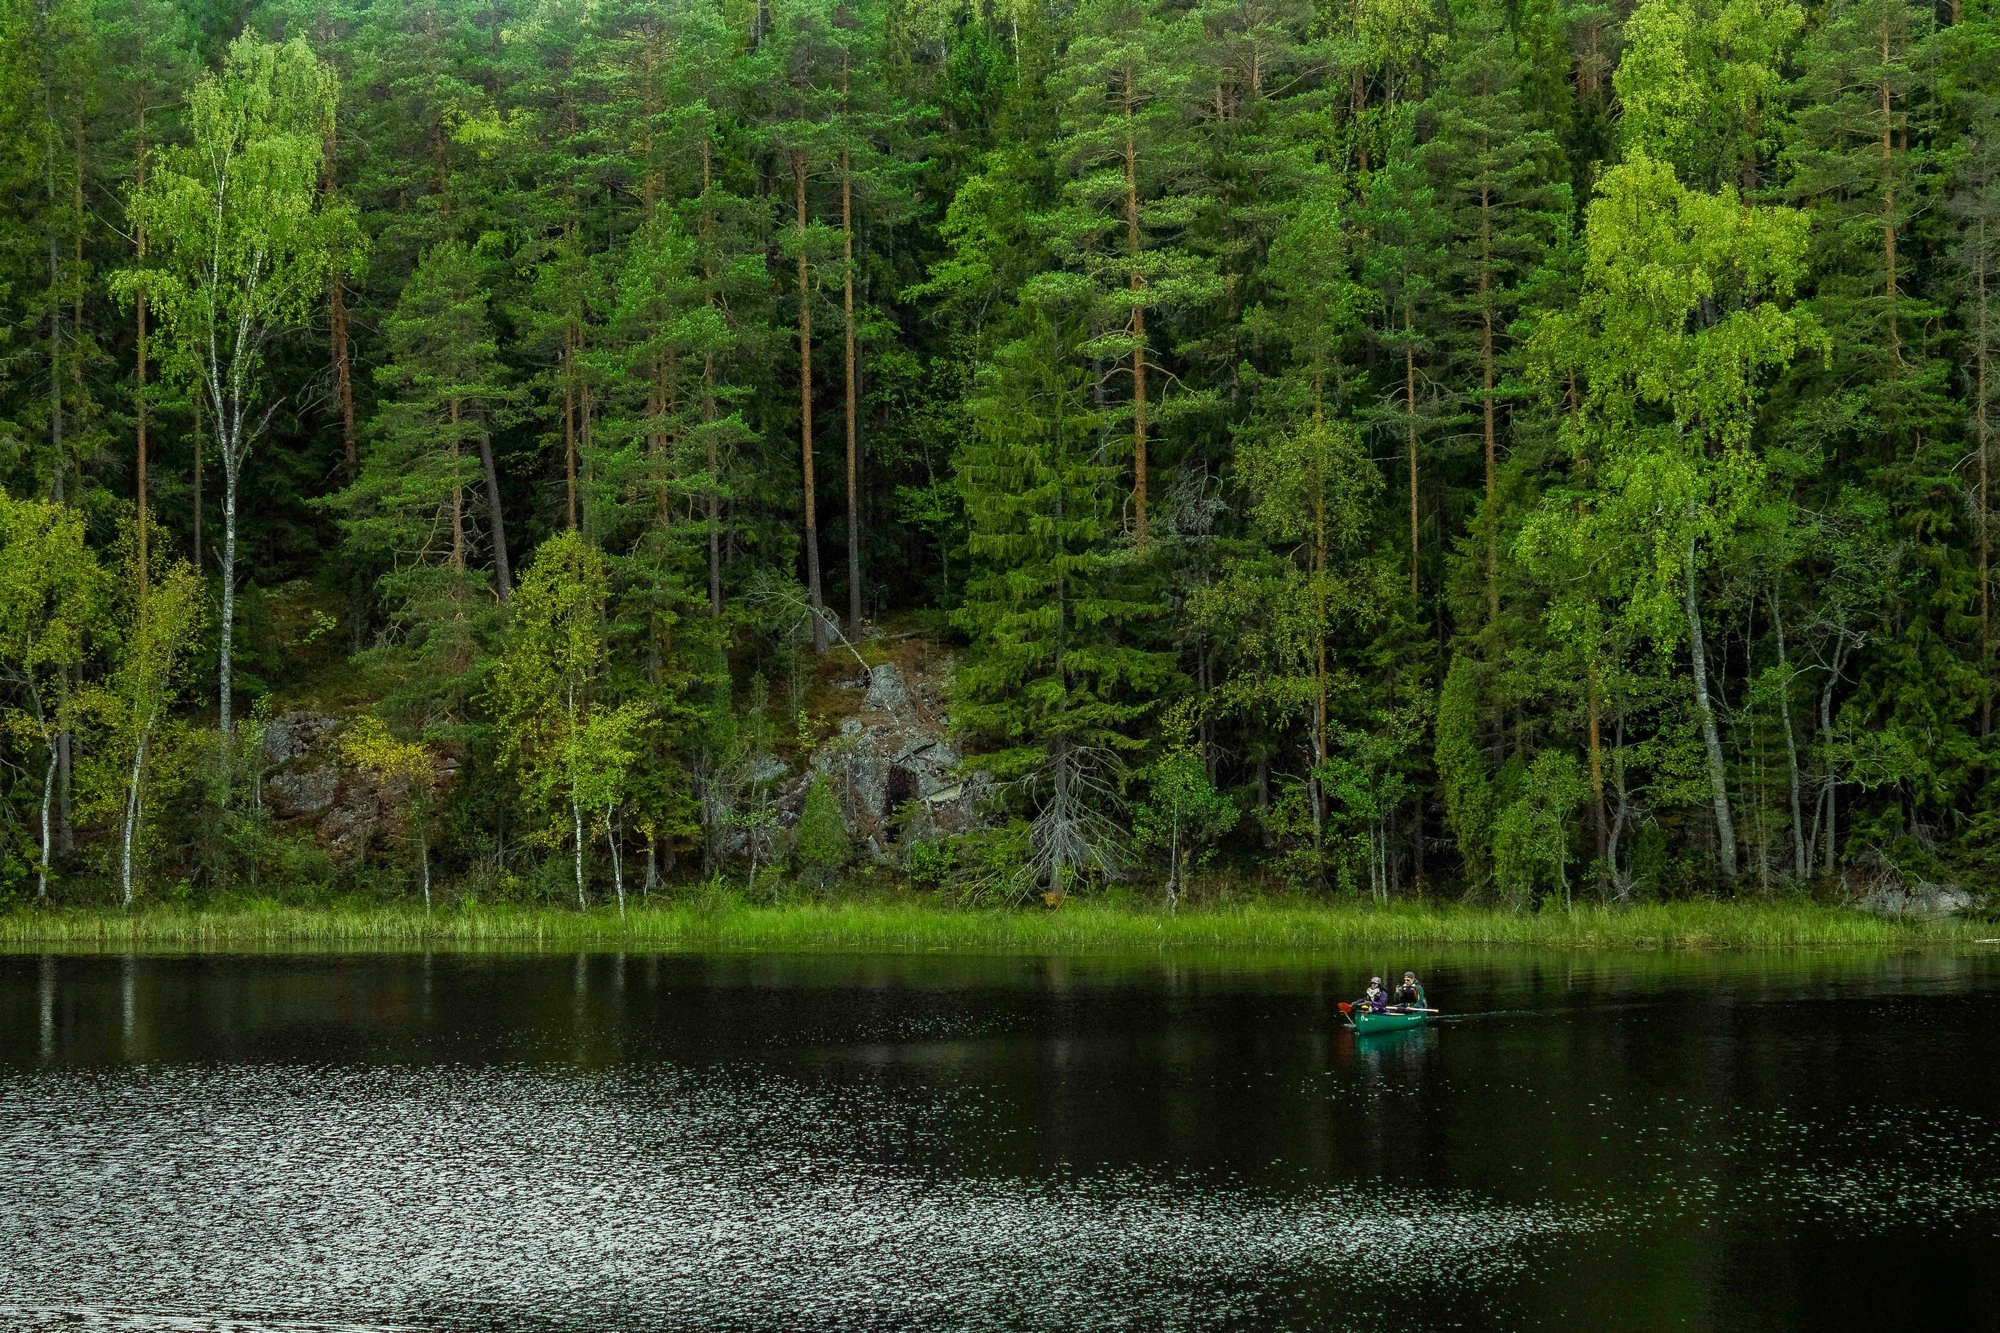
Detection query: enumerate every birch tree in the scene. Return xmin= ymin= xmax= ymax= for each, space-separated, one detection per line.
xmin=116 ymin=35 xmax=357 ymax=734
xmin=112 ymin=559 xmax=201 ymax=909
xmin=1526 ymin=154 xmax=1822 ymax=880
xmin=0 ymin=491 xmax=107 ymax=902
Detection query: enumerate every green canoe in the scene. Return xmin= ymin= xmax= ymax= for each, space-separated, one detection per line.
xmin=1351 ymin=1009 xmax=1430 ymax=1034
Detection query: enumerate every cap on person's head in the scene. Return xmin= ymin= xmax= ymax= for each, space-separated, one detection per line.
xmin=1370 ymin=977 xmax=1382 ymax=985
xmin=1404 ymin=972 xmax=1417 ymax=981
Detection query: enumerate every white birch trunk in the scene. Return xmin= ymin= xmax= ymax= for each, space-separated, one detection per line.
xmin=38 ymin=749 xmax=56 ymax=902
xmin=1684 ymin=527 xmax=1737 ymax=878
xmin=120 ymin=715 xmax=154 ymax=910
xmin=607 ymin=809 xmax=625 ymax=920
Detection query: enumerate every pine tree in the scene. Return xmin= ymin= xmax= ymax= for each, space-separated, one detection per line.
xmin=1785 ymin=0 xmax=1972 ymax=856
xmin=827 ymin=0 xmax=916 ymax=630
xmin=508 ymin=0 xmax=615 ymax=536
xmin=1038 ymin=0 xmax=1220 ymax=545
xmin=1950 ymin=128 xmax=2000 ymax=731
xmin=102 ymin=0 xmax=200 ymax=609
xmin=1786 ymin=0 xmax=1942 ymax=417
xmin=1418 ymin=0 xmax=1570 ymax=623
xmin=1191 ymin=414 xmax=1384 ymax=877
xmin=1356 ymin=126 xmax=1445 ymax=602
xmin=1229 ymin=184 xmax=1369 ymax=837
xmin=1328 ymin=0 xmax=1449 ymax=177
xmin=1184 ymin=0 xmax=1319 ymax=406
xmin=761 ymin=0 xmax=849 ymax=652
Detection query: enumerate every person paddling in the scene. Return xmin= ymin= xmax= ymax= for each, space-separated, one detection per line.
xmin=1352 ymin=977 xmax=1390 ymax=1013
xmin=1393 ymin=972 xmax=1427 ymax=1011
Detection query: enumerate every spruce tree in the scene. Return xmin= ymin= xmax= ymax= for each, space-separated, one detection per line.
xmin=953 ymin=313 xmax=1177 ymax=894
xmin=337 ymin=241 xmax=516 ymax=721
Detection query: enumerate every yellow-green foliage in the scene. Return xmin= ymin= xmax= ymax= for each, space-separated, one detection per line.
xmin=339 ymin=715 xmax=433 ymax=790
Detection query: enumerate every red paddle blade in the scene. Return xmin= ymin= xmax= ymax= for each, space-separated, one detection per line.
xmin=1337 ymin=1002 xmax=1351 ymax=1014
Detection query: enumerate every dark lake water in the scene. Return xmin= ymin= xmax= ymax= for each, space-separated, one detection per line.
xmin=3 ymin=948 xmax=1998 ymax=1331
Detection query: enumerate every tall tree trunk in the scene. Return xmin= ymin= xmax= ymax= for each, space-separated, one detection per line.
xmin=1878 ymin=25 xmax=1901 ymax=367
xmin=120 ymin=713 xmax=152 ymax=910
xmin=56 ymin=672 xmax=71 ymax=853
xmin=705 ymin=352 xmax=723 ymax=617
xmin=449 ymin=398 xmax=465 ymax=571
xmin=564 ymin=323 xmax=580 ymax=531
xmin=1123 ymin=71 xmax=1148 ymax=545
xmin=1588 ymin=665 xmax=1607 ymax=888
xmin=38 ymin=749 xmax=55 ymax=902
xmin=795 ymin=148 xmax=828 ymax=653
xmin=476 ymin=420 xmax=511 ymax=600
xmin=67 ymin=114 xmax=82 ymax=509
xmin=330 ymin=277 xmax=357 ymax=481
xmin=43 ymin=94 xmax=70 ymax=844
xmin=702 ymin=140 xmax=723 ymax=618
xmin=1770 ymin=590 xmax=1808 ymax=879
xmin=1975 ymin=226 xmax=1991 ymax=735
xmin=220 ymin=447 xmax=239 ymax=733
xmin=1480 ymin=188 xmax=1500 ymax=624
xmin=135 ymin=103 xmax=149 ymax=610
xmin=1815 ymin=636 xmax=1849 ymax=876
xmin=607 ymin=810 xmax=625 ymax=920
xmin=193 ymin=396 xmax=203 ymax=572
xmin=573 ymin=789 xmax=586 ymax=909
xmin=1312 ymin=458 xmax=1328 ymax=846
xmin=41 ymin=7 xmax=61 ymax=505
xmin=843 ymin=147 xmax=863 ymax=630
xmin=1405 ymin=308 xmax=1419 ymax=597
xmin=1352 ymin=67 xmax=1369 ymax=174
xmin=651 ymin=360 xmax=671 ymax=527
xmin=569 ymin=683 xmax=585 ymax=907
xmin=1684 ymin=527 xmax=1737 ymax=878
xmin=323 ymin=120 xmax=357 ymax=482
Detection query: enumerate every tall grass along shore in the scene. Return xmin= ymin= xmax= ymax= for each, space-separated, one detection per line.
xmin=2 ymin=899 xmax=1986 ymax=954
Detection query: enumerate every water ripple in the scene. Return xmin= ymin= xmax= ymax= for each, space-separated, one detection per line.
xmin=0 ymin=1065 xmax=1574 ymax=1332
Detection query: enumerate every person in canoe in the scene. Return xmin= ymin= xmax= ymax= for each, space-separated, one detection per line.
xmin=1392 ymin=972 xmax=1427 ymax=1010
xmin=1352 ymin=977 xmax=1390 ymax=1012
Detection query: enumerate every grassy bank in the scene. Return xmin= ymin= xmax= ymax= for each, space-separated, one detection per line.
xmin=1 ymin=898 xmax=1988 ymax=953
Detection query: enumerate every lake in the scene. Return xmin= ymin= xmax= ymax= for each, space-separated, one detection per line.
xmin=3 ymin=948 xmax=1997 ymax=1331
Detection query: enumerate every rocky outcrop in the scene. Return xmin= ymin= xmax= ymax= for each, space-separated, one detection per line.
xmin=1845 ymin=851 xmax=1977 ymax=919
xmin=259 ymin=711 xmax=456 ymax=863
xmin=811 ymin=650 xmax=984 ymax=857
xmin=1853 ymin=879 xmax=1976 ymax=920
xmin=257 ymin=642 xmax=977 ymax=871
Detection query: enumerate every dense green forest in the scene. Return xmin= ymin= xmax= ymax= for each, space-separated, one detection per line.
xmin=0 ymin=0 xmax=1995 ymax=911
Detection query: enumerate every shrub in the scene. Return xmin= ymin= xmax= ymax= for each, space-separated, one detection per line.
xmin=903 ymin=838 xmax=954 ymax=890
xmin=794 ymin=776 xmax=851 ymax=882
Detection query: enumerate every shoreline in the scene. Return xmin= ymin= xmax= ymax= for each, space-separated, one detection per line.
xmin=1 ymin=899 xmax=1986 ymax=954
